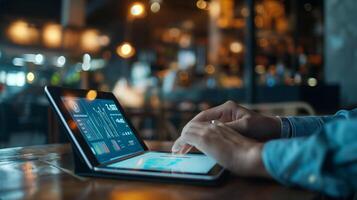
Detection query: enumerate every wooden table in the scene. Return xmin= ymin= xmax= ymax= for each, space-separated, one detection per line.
xmin=0 ymin=141 xmax=317 ymax=200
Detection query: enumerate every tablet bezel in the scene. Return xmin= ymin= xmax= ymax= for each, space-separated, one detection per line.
xmin=45 ymin=86 xmax=148 ymax=167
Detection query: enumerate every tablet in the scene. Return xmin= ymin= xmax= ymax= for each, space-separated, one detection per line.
xmin=45 ymin=86 xmax=225 ymax=181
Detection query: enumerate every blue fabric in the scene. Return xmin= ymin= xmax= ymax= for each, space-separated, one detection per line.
xmin=287 ymin=109 xmax=357 ymax=137
xmin=262 ymin=109 xmax=357 ymax=197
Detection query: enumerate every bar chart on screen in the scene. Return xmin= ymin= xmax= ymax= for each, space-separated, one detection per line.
xmin=91 ymin=106 xmax=119 ymax=138
xmin=62 ymin=96 xmax=144 ymax=162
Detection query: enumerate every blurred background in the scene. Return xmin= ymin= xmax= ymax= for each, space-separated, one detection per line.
xmin=0 ymin=0 xmax=356 ymax=148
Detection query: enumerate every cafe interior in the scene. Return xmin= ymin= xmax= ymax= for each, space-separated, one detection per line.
xmin=0 ymin=0 xmax=356 ymax=199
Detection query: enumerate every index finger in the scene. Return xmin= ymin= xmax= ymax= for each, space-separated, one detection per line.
xmin=171 ymin=126 xmax=202 ymax=154
xmin=192 ymin=101 xmax=236 ymax=122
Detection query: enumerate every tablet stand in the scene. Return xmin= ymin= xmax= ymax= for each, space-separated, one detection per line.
xmin=70 ymin=142 xmax=164 ymax=180
xmin=71 ymin=142 xmax=94 ymax=176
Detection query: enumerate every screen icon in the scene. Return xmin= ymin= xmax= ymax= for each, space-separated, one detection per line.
xmin=105 ymin=104 xmax=118 ymax=111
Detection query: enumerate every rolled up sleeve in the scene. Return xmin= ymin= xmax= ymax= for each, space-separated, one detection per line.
xmin=262 ymin=119 xmax=357 ymax=197
xmin=283 ymin=108 xmax=357 ymax=138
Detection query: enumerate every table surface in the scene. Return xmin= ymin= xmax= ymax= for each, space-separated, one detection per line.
xmin=0 ymin=141 xmax=317 ymax=200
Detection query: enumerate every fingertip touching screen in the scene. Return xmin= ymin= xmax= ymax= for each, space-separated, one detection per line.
xmin=61 ymin=96 xmax=144 ymax=163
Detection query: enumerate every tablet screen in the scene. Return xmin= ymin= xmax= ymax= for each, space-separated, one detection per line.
xmin=61 ymin=97 xmax=144 ymax=163
xmin=108 ymin=152 xmax=217 ymax=174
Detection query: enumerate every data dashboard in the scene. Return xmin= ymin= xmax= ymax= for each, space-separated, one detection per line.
xmin=61 ymin=97 xmax=144 ymax=163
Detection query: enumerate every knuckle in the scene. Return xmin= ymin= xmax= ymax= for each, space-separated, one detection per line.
xmin=182 ymin=122 xmax=195 ymax=133
xmin=225 ymin=100 xmax=236 ymax=107
xmin=181 ymin=128 xmax=189 ymax=137
xmin=197 ymin=110 xmax=207 ymax=118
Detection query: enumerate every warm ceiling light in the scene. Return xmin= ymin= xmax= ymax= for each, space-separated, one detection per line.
xmin=81 ymin=29 xmax=100 ymax=52
xmin=150 ymin=2 xmax=160 ymax=13
xmin=209 ymin=1 xmax=220 ymax=17
xmin=229 ymin=41 xmax=243 ymax=53
xmin=116 ymin=42 xmax=135 ymax=59
xmin=196 ymin=0 xmax=208 ymax=10
xmin=43 ymin=24 xmax=62 ymax=48
xmin=205 ymin=65 xmax=216 ymax=75
xmin=7 ymin=20 xmax=39 ymax=45
xmin=130 ymin=2 xmax=145 ymax=17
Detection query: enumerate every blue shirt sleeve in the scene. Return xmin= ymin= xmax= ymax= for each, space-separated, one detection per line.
xmin=262 ymin=118 xmax=357 ymax=197
xmin=282 ymin=108 xmax=357 ymax=137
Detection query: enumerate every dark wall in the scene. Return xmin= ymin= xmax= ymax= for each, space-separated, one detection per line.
xmin=0 ymin=0 xmax=61 ymax=21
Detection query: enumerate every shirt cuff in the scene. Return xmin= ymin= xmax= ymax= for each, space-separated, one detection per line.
xmin=279 ymin=117 xmax=292 ymax=138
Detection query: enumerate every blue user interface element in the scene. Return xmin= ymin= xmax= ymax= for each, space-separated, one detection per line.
xmin=62 ymin=97 xmax=144 ymax=163
xmin=108 ymin=152 xmax=217 ymax=174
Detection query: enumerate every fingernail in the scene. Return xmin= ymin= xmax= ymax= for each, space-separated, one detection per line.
xmin=171 ymin=146 xmax=179 ymax=153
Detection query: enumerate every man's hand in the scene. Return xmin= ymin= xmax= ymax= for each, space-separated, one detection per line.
xmin=188 ymin=101 xmax=281 ymax=141
xmin=172 ymin=121 xmax=270 ymax=177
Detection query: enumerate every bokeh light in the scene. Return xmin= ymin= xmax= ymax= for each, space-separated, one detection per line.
xmin=81 ymin=29 xmax=100 ymax=52
xmin=56 ymin=56 xmax=66 ymax=67
xmin=26 ymin=72 xmax=35 ymax=83
xmin=307 ymin=77 xmax=317 ymax=87
xmin=86 ymin=90 xmax=97 ymax=101
xmin=116 ymin=42 xmax=135 ymax=59
xmin=229 ymin=41 xmax=243 ymax=53
xmin=7 ymin=20 xmax=39 ymax=45
xmin=196 ymin=0 xmax=208 ymax=10
xmin=150 ymin=2 xmax=160 ymax=13
xmin=43 ymin=24 xmax=62 ymax=48
xmin=130 ymin=2 xmax=145 ymax=17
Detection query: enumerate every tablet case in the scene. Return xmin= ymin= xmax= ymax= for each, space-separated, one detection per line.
xmin=70 ymin=142 xmax=228 ymax=185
